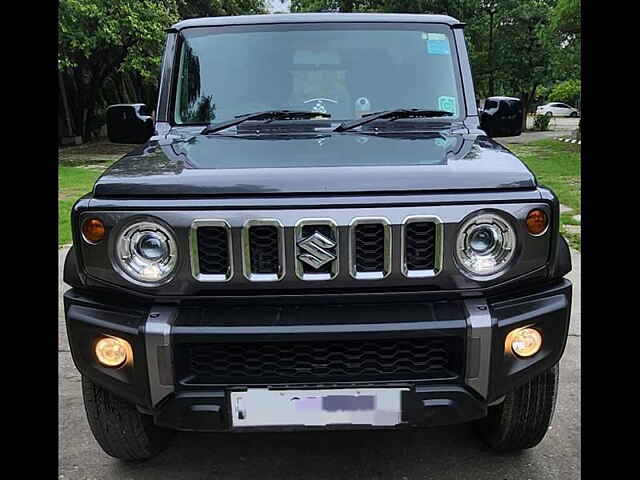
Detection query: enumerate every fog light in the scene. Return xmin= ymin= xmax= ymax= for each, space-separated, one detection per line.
xmin=506 ymin=327 xmax=542 ymax=358
xmin=95 ymin=336 xmax=131 ymax=367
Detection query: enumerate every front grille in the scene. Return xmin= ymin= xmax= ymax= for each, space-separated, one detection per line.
xmin=404 ymin=221 xmax=437 ymax=272
xmin=191 ymin=216 xmax=442 ymax=283
xmin=248 ymin=225 xmax=280 ymax=274
xmin=197 ymin=226 xmax=230 ymax=275
xmin=176 ymin=336 xmax=463 ymax=385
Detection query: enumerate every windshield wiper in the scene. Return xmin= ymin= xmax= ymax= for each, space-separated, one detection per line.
xmin=333 ymin=108 xmax=453 ymax=132
xmin=202 ymin=110 xmax=331 ymax=134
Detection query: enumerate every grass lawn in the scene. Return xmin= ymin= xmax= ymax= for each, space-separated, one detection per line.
xmin=58 ymin=141 xmax=135 ymax=245
xmin=507 ymin=138 xmax=581 ymax=250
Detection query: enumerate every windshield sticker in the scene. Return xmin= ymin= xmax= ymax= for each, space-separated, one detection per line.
xmin=427 ymin=33 xmax=451 ymax=55
xmin=438 ymin=96 xmax=457 ymax=115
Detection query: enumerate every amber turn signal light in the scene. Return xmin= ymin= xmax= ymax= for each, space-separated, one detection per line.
xmin=526 ymin=209 xmax=548 ymax=235
xmin=82 ymin=218 xmax=106 ymax=244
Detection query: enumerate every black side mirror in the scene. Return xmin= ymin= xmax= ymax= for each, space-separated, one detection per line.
xmin=479 ymin=97 xmax=523 ymax=138
xmin=106 ymin=104 xmax=154 ymax=144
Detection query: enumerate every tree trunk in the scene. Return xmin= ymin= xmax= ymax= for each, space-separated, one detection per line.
xmin=520 ymin=85 xmax=538 ymax=132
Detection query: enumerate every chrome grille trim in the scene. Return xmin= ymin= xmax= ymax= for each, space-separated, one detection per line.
xmin=294 ymin=218 xmax=339 ymax=281
xmin=349 ymin=217 xmax=392 ymax=280
xmin=241 ymin=219 xmax=285 ymax=282
xmin=189 ymin=219 xmax=233 ymax=282
xmin=401 ymin=215 xmax=443 ymax=278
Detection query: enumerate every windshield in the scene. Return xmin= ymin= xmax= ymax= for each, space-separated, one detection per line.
xmin=173 ymin=23 xmax=464 ymax=126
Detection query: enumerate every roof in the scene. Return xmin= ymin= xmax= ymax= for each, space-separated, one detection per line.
xmin=170 ymin=13 xmax=462 ymax=31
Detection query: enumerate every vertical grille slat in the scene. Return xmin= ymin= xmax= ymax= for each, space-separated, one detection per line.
xmin=249 ymin=226 xmax=279 ymax=274
xmin=405 ymin=222 xmax=436 ymax=270
xmin=197 ymin=227 xmax=230 ymax=275
xmin=349 ymin=218 xmax=391 ymax=279
xmin=355 ymin=223 xmax=385 ymax=272
xmin=402 ymin=218 xmax=441 ymax=277
xmin=190 ymin=220 xmax=233 ymax=281
xmin=241 ymin=220 xmax=285 ymax=281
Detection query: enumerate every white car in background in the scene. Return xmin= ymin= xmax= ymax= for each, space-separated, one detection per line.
xmin=536 ymin=102 xmax=579 ymax=117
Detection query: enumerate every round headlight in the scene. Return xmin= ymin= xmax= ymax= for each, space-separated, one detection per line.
xmin=456 ymin=212 xmax=516 ymax=278
xmin=113 ymin=221 xmax=177 ymax=285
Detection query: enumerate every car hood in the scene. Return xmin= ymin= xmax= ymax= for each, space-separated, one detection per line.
xmin=93 ymin=129 xmax=536 ymax=197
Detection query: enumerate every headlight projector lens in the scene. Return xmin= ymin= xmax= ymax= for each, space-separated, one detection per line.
xmin=456 ymin=212 xmax=516 ymax=278
xmin=114 ymin=221 xmax=177 ymax=285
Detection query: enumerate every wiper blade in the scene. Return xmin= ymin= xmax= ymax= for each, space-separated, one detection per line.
xmin=333 ymin=108 xmax=453 ymax=132
xmin=202 ymin=110 xmax=331 ymax=134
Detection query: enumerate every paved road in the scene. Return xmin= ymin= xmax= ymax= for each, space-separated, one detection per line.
xmin=497 ymin=117 xmax=580 ymax=145
xmin=59 ymin=247 xmax=580 ymax=480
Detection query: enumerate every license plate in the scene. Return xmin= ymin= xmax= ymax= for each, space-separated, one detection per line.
xmin=230 ymin=388 xmax=407 ymax=428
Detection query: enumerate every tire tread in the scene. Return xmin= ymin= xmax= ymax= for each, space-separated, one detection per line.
xmin=81 ymin=376 xmax=173 ymax=461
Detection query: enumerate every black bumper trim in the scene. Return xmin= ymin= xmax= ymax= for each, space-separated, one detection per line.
xmin=153 ymin=385 xmax=486 ymax=432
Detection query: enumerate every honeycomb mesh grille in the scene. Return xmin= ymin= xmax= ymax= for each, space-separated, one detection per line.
xmin=249 ymin=226 xmax=280 ymax=274
xmin=354 ymin=223 xmax=385 ymax=272
xmin=177 ymin=337 xmax=463 ymax=384
xmin=404 ymin=222 xmax=436 ymax=271
xmin=197 ymin=226 xmax=230 ymax=275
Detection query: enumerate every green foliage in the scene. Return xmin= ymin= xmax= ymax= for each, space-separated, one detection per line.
xmin=533 ymin=113 xmax=552 ymax=131
xmin=58 ymin=0 xmax=267 ymax=140
xmin=549 ymin=79 xmax=580 ymax=106
xmin=59 ymin=0 xmax=180 ymax=78
xmin=551 ymin=0 xmax=580 ymax=35
xmin=178 ymin=0 xmax=267 ymax=18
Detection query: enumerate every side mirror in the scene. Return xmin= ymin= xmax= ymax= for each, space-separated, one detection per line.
xmin=106 ymin=104 xmax=154 ymax=144
xmin=479 ymin=97 xmax=523 ymax=138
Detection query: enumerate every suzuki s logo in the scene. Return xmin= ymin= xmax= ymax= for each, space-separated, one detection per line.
xmin=294 ymin=220 xmax=339 ymax=280
xmin=297 ymin=232 xmax=337 ymax=269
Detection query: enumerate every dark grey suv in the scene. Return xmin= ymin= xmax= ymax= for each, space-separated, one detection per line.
xmin=64 ymin=13 xmax=572 ymax=461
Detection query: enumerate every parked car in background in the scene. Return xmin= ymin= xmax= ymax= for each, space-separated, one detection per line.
xmin=536 ymin=103 xmax=579 ymax=117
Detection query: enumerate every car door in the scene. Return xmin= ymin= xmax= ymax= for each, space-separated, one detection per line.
xmin=557 ymin=103 xmax=572 ymax=116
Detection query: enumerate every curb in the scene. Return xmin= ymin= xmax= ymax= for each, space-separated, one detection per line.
xmin=556 ymin=137 xmax=581 ymax=145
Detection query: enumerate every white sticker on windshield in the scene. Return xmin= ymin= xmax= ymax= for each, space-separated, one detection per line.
xmin=438 ymin=96 xmax=457 ymax=115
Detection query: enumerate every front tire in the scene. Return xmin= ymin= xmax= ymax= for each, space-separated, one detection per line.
xmin=545 ymin=111 xmax=553 ymax=117
xmin=475 ymin=364 xmax=559 ymax=452
xmin=81 ymin=376 xmax=175 ymax=461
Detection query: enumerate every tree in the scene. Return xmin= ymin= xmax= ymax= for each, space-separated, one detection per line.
xmin=178 ymin=0 xmax=267 ymax=18
xmin=59 ymin=0 xmax=180 ymax=140
xmin=549 ymin=79 xmax=580 ymax=106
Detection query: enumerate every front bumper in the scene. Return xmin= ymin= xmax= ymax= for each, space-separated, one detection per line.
xmin=64 ymin=279 xmax=571 ymax=432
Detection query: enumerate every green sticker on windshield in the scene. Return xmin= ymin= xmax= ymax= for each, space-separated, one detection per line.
xmin=438 ymin=96 xmax=457 ymax=115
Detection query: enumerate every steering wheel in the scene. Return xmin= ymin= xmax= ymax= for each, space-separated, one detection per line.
xmin=303 ymin=98 xmax=338 ymax=115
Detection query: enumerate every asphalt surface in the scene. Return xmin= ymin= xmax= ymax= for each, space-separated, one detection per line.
xmin=58 ymin=246 xmax=580 ymax=479
xmin=497 ymin=117 xmax=580 ymax=145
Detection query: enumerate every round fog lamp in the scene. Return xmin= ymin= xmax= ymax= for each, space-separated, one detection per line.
xmin=507 ymin=327 xmax=542 ymax=358
xmin=95 ymin=336 xmax=131 ymax=367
